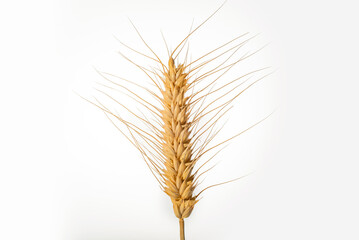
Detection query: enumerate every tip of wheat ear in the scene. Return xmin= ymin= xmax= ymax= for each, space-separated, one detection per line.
xmin=161 ymin=57 xmax=198 ymax=219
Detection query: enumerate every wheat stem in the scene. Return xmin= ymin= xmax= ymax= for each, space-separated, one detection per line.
xmin=179 ymin=218 xmax=185 ymax=240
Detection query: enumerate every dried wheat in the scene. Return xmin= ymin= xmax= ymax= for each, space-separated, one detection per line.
xmin=81 ymin=3 xmax=272 ymax=240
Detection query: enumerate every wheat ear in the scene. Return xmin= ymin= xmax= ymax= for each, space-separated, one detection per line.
xmin=81 ymin=4 xmax=272 ymax=240
xmin=162 ymin=57 xmax=197 ymax=234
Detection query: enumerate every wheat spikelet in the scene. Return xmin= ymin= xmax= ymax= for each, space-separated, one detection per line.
xmin=80 ymin=3 xmax=272 ymax=240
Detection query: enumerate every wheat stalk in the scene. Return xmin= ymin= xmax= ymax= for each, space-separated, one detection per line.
xmin=80 ymin=3 xmax=272 ymax=240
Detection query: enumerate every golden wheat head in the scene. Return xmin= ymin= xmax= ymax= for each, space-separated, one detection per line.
xmin=81 ymin=4 xmax=272 ymax=240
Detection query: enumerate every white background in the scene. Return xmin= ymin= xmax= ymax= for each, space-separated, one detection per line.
xmin=1 ymin=0 xmax=358 ymax=239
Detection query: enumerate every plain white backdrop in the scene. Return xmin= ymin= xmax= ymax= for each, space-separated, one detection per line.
xmin=0 ymin=0 xmax=358 ymax=239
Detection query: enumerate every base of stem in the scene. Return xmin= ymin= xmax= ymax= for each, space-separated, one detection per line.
xmin=179 ymin=218 xmax=185 ymax=240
